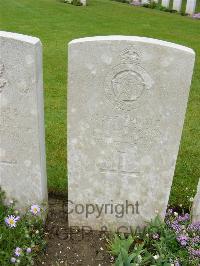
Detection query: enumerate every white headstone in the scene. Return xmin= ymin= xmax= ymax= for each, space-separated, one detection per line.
xmin=192 ymin=180 xmax=200 ymax=222
xmin=80 ymin=0 xmax=87 ymax=5
xmin=68 ymin=36 xmax=195 ymax=232
xmin=185 ymin=0 xmax=196 ymax=14
xmin=162 ymin=0 xmax=170 ymax=7
xmin=141 ymin=0 xmax=149 ymax=4
xmin=0 ymin=31 xmax=47 ymax=209
xmin=173 ymin=0 xmax=182 ymax=11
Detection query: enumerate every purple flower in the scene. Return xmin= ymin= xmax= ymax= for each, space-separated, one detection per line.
xmin=174 ymin=261 xmax=180 ymax=266
xmin=5 ymin=215 xmax=20 ymax=228
xmin=14 ymin=247 xmax=22 ymax=257
xmin=15 ymin=216 xmax=20 ymax=222
xmin=177 ymin=235 xmax=189 ymax=246
xmin=193 ymin=13 xmax=200 ymax=19
xmin=130 ymin=1 xmax=142 ymax=6
xmin=188 ymin=221 xmax=200 ymax=232
xmin=191 ymin=236 xmax=200 ymax=245
xmin=26 ymin=247 xmax=32 ymax=253
xmin=30 ymin=205 xmax=40 ymax=215
xmin=177 ymin=213 xmax=190 ymax=222
xmin=188 ymin=247 xmax=200 ymax=258
xmin=171 ymin=220 xmax=181 ymax=233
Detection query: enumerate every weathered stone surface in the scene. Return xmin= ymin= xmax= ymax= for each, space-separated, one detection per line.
xmin=0 ymin=31 xmax=47 ymax=209
xmin=68 ymin=36 xmax=195 ymax=232
xmin=173 ymin=0 xmax=182 ymax=12
xmin=186 ymin=0 xmax=197 ymax=15
xmin=192 ymin=180 xmax=200 ymax=222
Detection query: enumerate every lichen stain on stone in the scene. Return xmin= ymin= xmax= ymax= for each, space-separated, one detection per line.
xmin=0 ymin=63 xmax=7 ymax=92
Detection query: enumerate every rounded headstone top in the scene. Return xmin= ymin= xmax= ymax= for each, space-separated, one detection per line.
xmin=0 ymin=31 xmax=40 ymax=45
xmin=69 ymin=35 xmax=195 ymax=55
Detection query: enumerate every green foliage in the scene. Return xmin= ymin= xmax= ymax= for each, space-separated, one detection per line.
xmin=108 ymin=234 xmax=134 ymax=255
xmin=143 ymin=1 xmax=157 ymax=9
xmin=109 ymin=234 xmax=152 ymax=265
xmin=180 ymin=11 xmax=188 ymax=16
xmin=142 ymin=216 xmax=181 ymax=263
xmin=143 ymin=2 xmax=174 ymax=13
xmin=71 ymin=0 xmax=83 ymax=6
xmin=109 ymin=216 xmax=200 ymax=266
xmin=116 ymin=244 xmax=153 ymax=266
xmin=111 ymin=0 xmax=130 ymax=4
xmin=0 ymin=188 xmax=46 ymax=266
xmin=115 ymin=248 xmax=134 ymax=266
xmin=143 ymin=2 xmax=182 ymax=14
xmin=170 ymin=9 xmax=178 ymax=13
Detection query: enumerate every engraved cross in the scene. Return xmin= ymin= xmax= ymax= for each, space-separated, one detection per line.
xmin=99 ymin=150 xmax=139 ymax=177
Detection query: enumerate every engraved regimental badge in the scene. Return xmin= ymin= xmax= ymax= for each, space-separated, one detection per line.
xmin=104 ymin=46 xmax=152 ymax=111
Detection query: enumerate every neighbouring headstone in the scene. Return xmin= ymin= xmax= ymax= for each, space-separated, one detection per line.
xmin=186 ymin=0 xmax=197 ymax=14
xmin=192 ymin=180 xmax=200 ymax=222
xmin=68 ymin=36 xmax=195 ymax=232
xmin=0 ymin=31 xmax=47 ymax=209
xmin=162 ymin=0 xmax=170 ymax=8
xmin=64 ymin=0 xmax=86 ymax=5
xmin=173 ymin=0 xmax=182 ymax=12
xmin=141 ymin=0 xmax=149 ymax=4
xmin=80 ymin=0 xmax=87 ymax=6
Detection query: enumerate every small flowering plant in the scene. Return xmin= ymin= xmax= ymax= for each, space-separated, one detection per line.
xmin=14 ymin=247 xmax=23 ymax=257
xmin=166 ymin=210 xmax=200 ymax=263
xmin=0 ymin=188 xmax=46 ymax=265
xmin=30 ymin=205 xmax=41 ymax=215
xmin=109 ymin=210 xmax=200 ymax=265
xmin=5 ymin=215 xmax=20 ymax=228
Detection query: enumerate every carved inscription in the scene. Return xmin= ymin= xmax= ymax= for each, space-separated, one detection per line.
xmin=0 ymin=63 xmax=18 ymax=166
xmin=97 ymin=150 xmax=140 ymax=178
xmin=0 ymin=159 xmax=17 ymax=165
xmin=92 ymin=47 xmax=159 ymax=178
xmin=112 ymin=70 xmax=145 ymax=102
xmin=104 ymin=46 xmax=152 ymax=111
xmin=92 ymin=114 xmax=137 ymax=144
xmin=0 ymin=107 xmax=19 ymax=128
xmin=92 ymin=114 xmax=161 ymax=149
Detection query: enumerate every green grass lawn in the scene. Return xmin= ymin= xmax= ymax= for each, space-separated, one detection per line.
xmin=0 ymin=0 xmax=199 ymax=207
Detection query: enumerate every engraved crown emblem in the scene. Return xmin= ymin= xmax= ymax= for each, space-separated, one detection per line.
xmin=104 ymin=46 xmax=152 ymax=111
xmin=120 ymin=46 xmax=140 ymax=64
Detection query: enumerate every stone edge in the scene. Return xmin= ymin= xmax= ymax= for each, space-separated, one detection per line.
xmin=0 ymin=31 xmax=40 ymax=45
xmin=0 ymin=30 xmax=48 ymax=206
xmin=68 ymin=36 xmax=195 ymax=55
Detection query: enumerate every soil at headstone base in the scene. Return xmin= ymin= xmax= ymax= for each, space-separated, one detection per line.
xmin=36 ymin=195 xmax=114 ymax=266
